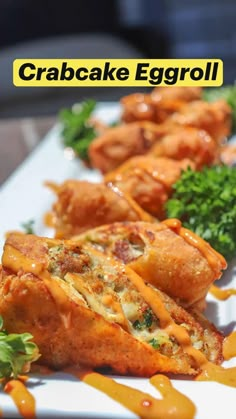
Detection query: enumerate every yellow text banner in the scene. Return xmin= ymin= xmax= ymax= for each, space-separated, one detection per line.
xmin=13 ymin=59 xmax=223 ymax=87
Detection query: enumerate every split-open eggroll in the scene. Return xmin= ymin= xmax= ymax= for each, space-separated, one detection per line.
xmin=76 ymin=220 xmax=227 ymax=311
xmin=0 ymin=233 xmax=223 ymax=376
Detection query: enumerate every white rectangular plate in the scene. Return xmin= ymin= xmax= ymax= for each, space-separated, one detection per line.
xmin=0 ymin=103 xmax=235 ymax=418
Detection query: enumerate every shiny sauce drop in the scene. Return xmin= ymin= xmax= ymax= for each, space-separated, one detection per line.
xmin=196 ymin=363 xmax=236 ymax=388
xmin=209 ymin=284 xmax=236 ymax=300
xmin=223 ymin=332 xmax=236 ymax=360
xmin=4 ymin=379 xmax=35 ymax=419
xmin=69 ymin=369 xmax=196 ymax=419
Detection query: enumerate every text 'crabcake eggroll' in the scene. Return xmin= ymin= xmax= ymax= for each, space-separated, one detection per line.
xmin=88 ymin=121 xmax=168 ymax=173
xmin=76 ymin=220 xmax=227 ymax=311
xmin=105 ymin=156 xmax=195 ymax=219
xmin=149 ymin=127 xmax=219 ymax=170
xmin=0 ymin=233 xmax=223 ymax=376
xmin=45 ymin=180 xmax=154 ymax=239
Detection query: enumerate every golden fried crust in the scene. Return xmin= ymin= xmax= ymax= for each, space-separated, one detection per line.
xmin=0 ymin=233 xmax=223 ymax=375
xmin=151 ymin=87 xmax=202 ymax=103
xmin=0 ymin=272 xmax=180 ymax=375
xmin=121 ymin=88 xmax=202 ymax=124
xmin=149 ymin=127 xmax=218 ymax=170
xmin=156 ymin=289 xmax=223 ymax=365
xmin=47 ymin=180 xmax=154 ymax=239
xmin=169 ymin=100 xmax=232 ymax=144
xmin=88 ymin=122 xmax=167 ymax=173
xmin=121 ymin=93 xmax=157 ymax=123
xmin=77 ymin=221 xmax=226 ymax=310
xmin=105 ymin=156 xmax=194 ymax=219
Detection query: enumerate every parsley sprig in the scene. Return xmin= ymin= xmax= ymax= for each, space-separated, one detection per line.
xmin=59 ymin=99 xmax=96 ymax=161
xmin=0 ymin=316 xmax=40 ymax=379
xmin=166 ymin=165 xmax=236 ymax=261
xmin=21 ymin=219 xmax=35 ymax=235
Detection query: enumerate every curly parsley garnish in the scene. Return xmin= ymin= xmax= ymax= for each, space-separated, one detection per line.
xmin=59 ymin=99 xmax=96 ymax=161
xmin=166 ymin=165 xmax=236 ymax=261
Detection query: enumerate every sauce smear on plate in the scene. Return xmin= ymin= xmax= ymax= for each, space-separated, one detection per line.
xmin=72 ymin=369 xmax=196 ymax=419
xmin=4 ymin=379 xmax=35 ymax=419
xmin=223 ymin=332 xmax=236 ymax=360
xmin=209 ymin=284 xmax=236 ymax=300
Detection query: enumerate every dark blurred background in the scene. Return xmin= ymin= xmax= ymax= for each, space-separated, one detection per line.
xmin=0 ymin=0 xmax=235 ymax=117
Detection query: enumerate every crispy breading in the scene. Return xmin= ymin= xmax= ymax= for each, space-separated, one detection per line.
xmin=151 ymin=87 xmax=203 ymax=103
xmin=168 ymin=100 xmax=232 ymax=144
xmin=149 ymin=127 xmax=218 ymax=170
xmin=105 ymin=156 xmax=194 ymax=219
xmin=76 ymin=221 xmax=227 ymax=310
xmin=88 ymin=121 xmax=167 ymax=173
xmin=121 ymin=87 xmax=202 ymax=124
xmin=46 ymin=180 xmax=154 ymax=239
xmin=0 ymin=233 xmax=223 ymax=376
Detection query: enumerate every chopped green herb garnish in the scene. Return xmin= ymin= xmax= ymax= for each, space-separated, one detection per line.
xmin=149 ymin=338 xmax=160 ymax=350
xmin=133 ymin=319 xmax=143 ymax=330
xmin=59 ymin=99 xmax=96 ymax=161
xmin=0 ymin=316 xmax=40 ymax=379
xmin=133 ymin=308 xmax=154 ymax=330
xmin=166 ymin=165 xmax=236 ymax=261
xmin=21 ymin=219 xmax=35 ymax=234
xmin=143 ymin=308 xmax=153 ymax=328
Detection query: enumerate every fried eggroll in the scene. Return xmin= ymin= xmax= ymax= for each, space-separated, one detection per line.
xmin=149 ymin=127 xmax=218 ymax=170
xmin=0 ymin=233 xmax=223 ymax=376
xmin=121 ymin=93 xmax=185 ymax=124
xmin=76 ymin=220 xmax=227 ymax=310
xmin=168 ymin=100 xmax=232 ymax=144
xmin=105 ymin=156 xmax=194 ymax=219
xmin=121 ymin=87 xmax=202 ymax=124
xmin=46 ymin=180 xmax=154 ymax=239
xmin=151 ymin=87 xmax=203 ymax=103
xmin=88 ymin=121 xmax=167 ymax=173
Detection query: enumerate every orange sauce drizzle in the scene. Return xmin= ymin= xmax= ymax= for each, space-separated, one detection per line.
xmin=67 ymin=368 xmax=196 ymax=419
xmin=163 ymin=219 xmax=226 ymax=272
xmin=196 ymin=363 xmax=236 ymax=387
xmin=4 ymin=379 xmax=35 ymax=419
xmin=3 ymin=244 xmax=72 ymax=329
xmin=107 ymin=182 xmax=154 ymax=222
xmin=3 ymin=237 xmax=236 ymax=398
xmin=105 ymin=158 xmax=168 ymax=188
xmin=124 ymin=266 xmax=207 ymax=367
xmin=2 ymin=245 xmax=47 ymax=276
xmin=43 ymin=211 xmax=56 ymax=228
xmin=223 ymin=332 xmax=236 ymax=360
xmin=209 ymin=284 xmax=236 ymax=301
